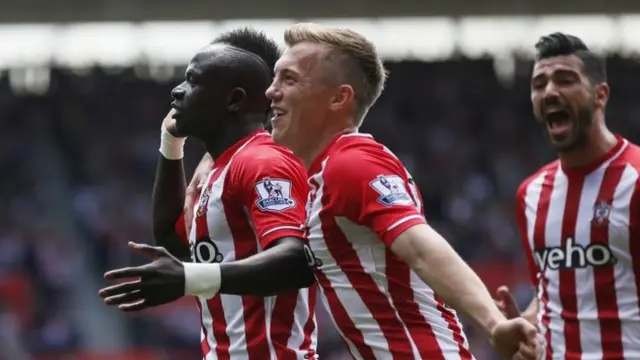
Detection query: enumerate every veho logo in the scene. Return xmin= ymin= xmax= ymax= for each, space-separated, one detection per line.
xmin=533 ymin=237 xmax=616 ymax=270
xmin=190 ymin=237 xmax=224 ymax=263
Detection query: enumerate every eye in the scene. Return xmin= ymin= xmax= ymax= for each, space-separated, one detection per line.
xmin=283 ymin=74 xmax=296 ymax=84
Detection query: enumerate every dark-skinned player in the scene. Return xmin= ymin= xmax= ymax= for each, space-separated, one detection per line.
xmin=99 ymin=28 xmax=318 ymax=359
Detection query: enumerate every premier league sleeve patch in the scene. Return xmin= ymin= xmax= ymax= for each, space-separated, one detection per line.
xmin=254 ymin=177 xmax=296 ymax=211
xmin=369 ymin=175 xmax=414 ymax=206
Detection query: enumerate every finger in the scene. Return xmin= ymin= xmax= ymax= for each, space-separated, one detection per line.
xmin=104 ymin=290 xmax=144 ymax=306
xmin=523 ymin=322 xmax=539 ymax=341
xmin=127 ymin=242 xmax=166 ymax=260
xmin=512 ymin=352 xmax=528 ymax=360
xmin=104 ymin=264 xmax=155 ymax=280
xmin=118 ymin=299 xmax=152 ymax=312
xmin=496 ymin=285 xmax=510 ymax=297
xmin=99 ymin=279 xmax=144 ymax=297
xmin=497 ymin=285 xmax=521 ymax=318
xmin=516 ymin=341 xmax=538 ymax=360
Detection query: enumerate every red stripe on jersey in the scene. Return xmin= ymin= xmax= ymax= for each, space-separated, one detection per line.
xmin=630 ymin=177 xmax=640 ymax=346
xmin=197 ymin=169 xmax=231 ymax=360
xmin=533 ymin=166 xmax=558 ymax=360
xmin=196 ymin=301 xmax=212 ymax=356
xmin=313 ymin=268 xmax=369 ymax=359
xmin=299 ymin=285 xmax=318 ymax=358
xmin=270 ymin=290 xmax=298 ymax=360
xmin=384 ymin=253 xmax=444 ymax=359
xmin=306 ymin=178 xmax=374 ymax=359
xmin=516 ymin=176 xmax=542 ymax=287
xmin=317 ymin=211 xmax=414 ymax=358
xmin=592 ymin=165 xmax=625 ymax=358
xmin=435 ymin=298 xmax=474 ymax=360
xmin=559 ymin=173 xmax=584 ymax=359
xmin=222 ymin=198 xmax=269 ymax=360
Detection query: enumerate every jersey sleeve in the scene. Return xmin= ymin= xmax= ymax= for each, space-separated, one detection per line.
xmin=323 ymin=145 xmax=426 ymax=247
xmin=515 ymin=180 xmax=539 ymax=287
xmin=230 ymin=147 xmax=308 ymax=249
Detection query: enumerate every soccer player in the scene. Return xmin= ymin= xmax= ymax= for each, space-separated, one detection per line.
xmin=98 ymin=28 xmax=319 ymax=359
xmin=264 ymin=23 xmax=541 ymax=359
xmin=496 ymin=32 xmax=640 ymax=359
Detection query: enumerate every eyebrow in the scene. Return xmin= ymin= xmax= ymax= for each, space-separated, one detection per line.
xmin=531 ymin=68 xmax=577 ymax=81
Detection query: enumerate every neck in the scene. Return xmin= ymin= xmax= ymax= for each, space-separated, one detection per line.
xmin=559 ymin=116 xmax=617 ymax=169
xmin=202 ymin=114 xmax=265 ymax=159
xmin=296 ymin=121 xmax=357 ymax=169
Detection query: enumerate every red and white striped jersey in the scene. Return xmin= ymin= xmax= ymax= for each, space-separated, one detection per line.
xmin=516 ymin=135 xmax=640 ymax=360
xmin=175 ymin=130 xmax=318 ymax=360
xmin=305 ymin=133 xmax=473 ymax=360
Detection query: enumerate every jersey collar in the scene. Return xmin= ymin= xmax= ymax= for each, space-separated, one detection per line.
xmin=213 ymin=129 xmax=269 ymax=167
xmin=561 ymin=134 xmax=626 ymax=177
xmin=308 ymin=132 xmax=373 ymax=175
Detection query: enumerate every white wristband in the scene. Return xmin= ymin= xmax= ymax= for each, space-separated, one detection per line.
xmin=183 ymin=262 xmax=222 ymax=299
xmin=159 ymin=125 xmax=186 ymax=160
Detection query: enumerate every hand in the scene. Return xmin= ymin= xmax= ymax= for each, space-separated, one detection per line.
xmin=495 ymin=285 xmax=521 ymax=319
xmin=490 ymin=318 xmax=542 ymax=360
xmin=99 ymin=242 xmax=185 ymax=312
xmin=163 ymin=109 xmax=181 ymax=137
xmin=184 ymin=153 xmax=214 ymax=235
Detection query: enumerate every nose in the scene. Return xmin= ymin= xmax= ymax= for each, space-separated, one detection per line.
xmin=171 ymin=83 xmax=186 ymax=100
xmin=543 ymin=81 xmax=562 ymax=99
xmin=265 ymin=82 xmax=281 ymax=101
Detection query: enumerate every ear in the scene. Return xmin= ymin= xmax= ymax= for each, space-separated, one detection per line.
xmin=328 ymin=84 xmax=355 ymax=112
xmin=227 ymin=87 xmax=247 ymax=112
xmin=593 ymin=82 xmax=609 ymax=109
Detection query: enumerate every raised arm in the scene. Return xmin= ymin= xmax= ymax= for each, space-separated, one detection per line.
xmin=152 ymin=110 xmax=189 ymax=259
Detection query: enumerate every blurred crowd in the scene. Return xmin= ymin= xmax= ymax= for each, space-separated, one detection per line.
xmin=2 ymin=55 xmax=640 ymax=359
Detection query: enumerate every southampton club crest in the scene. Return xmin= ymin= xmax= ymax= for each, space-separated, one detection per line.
xmin=196 ymin=187 xmax=212 ymax=217
xmin=592 ymin=199 xmax=612 ymax=226
xmin=254 ymin=177 xmax=296 ymax=211
xmin=369 ymin=175 xmax=414 ymax=206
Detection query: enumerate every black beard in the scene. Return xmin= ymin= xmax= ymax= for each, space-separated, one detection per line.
xmin=543 ymin=105 xmax=593 ymax=153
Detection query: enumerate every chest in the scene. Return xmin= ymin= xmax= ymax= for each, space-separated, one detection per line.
xmin=523 ymin=168 xmax=638 ymax=271
xmin=189 ymin=165 xmax=247 ymax=263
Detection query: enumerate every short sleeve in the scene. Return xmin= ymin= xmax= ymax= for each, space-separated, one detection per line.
xmin=174 ymin=212 xmax=189 ymax=245
xmin=515 ymin=180 xmax=539 ymax=287
xmin=324 ymin=145 xmax=426 ymax=247
xmin=230 ymin=146 xmax=308 ymax=249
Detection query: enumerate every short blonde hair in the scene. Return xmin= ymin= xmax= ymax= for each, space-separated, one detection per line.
xmin=284 ymin=23 xmax=387 ymax=123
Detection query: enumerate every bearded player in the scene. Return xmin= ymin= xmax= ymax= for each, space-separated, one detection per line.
xmin=99 ymin=28 xmax=318 ymax=359
xmin=495 ymin=32 xmax=640 ymax=359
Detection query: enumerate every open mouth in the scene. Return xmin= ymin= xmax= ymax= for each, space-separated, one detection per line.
xmin=271 ymin=107 xmax=287 ymax=122
xmin=545 ymin=109 xmax=572 ymax=135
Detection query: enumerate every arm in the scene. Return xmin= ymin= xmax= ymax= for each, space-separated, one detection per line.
xmin=390 ymin=224 xmax=506 ymax=336
xmin=185 ymin=237 xmax=314 ymax=297
xmin=152 ymin=112 xmax=189 ymax=258
xmin=326 ymin=147 xmax=506 ymax=336
xmin=184 ymin=146 xmax=314 ymax=298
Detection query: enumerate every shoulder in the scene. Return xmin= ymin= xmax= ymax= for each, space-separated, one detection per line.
xmin=233 ymin=139 xmax=306 ymax=178
xmin=516 ymin=160 xmax=559 ymax=201
xmin=619 ymin=140 xmax=640 ymax=170
xmin=323 ymin=134 xmax=402 ymax=180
